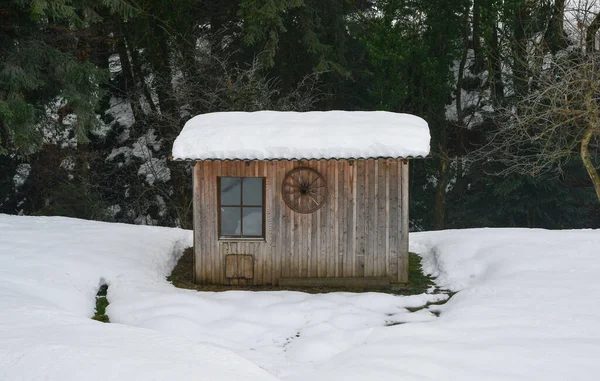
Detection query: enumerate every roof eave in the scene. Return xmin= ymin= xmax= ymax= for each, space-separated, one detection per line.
xmin=169 ymin=155 xmax=431 ymax=162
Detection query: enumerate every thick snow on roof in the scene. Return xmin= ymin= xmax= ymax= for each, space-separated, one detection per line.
xmin=172 ymin=111 xmax=430 ymax=161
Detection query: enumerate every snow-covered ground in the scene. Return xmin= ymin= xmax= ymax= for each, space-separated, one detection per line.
xmin=0 ymin=215 xmax=276 ymax=381
xmin=1 ymin=214 xmax=599 ymax=380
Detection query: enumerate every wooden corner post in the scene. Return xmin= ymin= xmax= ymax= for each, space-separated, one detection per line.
xmin=192 ymin=161 xmax=201 ymax=283
xmin=398 ymin=159 xmax=410 ymax=283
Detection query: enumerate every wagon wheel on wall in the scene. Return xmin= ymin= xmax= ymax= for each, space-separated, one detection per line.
xmin=281 ymin=167 xmax=328 ymax=214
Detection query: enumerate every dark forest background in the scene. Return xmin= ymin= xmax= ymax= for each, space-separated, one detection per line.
xmin=1 ymin=0 xmax=598 ymax=230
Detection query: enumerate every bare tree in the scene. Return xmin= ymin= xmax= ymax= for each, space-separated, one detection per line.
xmin=149 ymin=48 xmax=325 ymax=228
xmin=477 ymin=48 xmax=600 ymax=202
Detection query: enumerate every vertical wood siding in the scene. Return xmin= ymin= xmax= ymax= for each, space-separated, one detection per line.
xmin=193 ymin=159 xmax=409 ymax=285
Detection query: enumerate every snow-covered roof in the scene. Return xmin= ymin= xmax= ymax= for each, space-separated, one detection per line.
xmin=172 ymin=111 xmax=430 ymax=161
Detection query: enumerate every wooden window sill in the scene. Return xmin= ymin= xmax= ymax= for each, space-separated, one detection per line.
xmin=218 ymin=238 xmax=266 ymax=243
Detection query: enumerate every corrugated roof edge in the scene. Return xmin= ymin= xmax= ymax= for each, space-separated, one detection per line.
xmin=169 ymin=155 xmax=430 ymax=162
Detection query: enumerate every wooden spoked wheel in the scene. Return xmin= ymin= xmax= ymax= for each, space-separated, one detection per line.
xmin=281 ymin=167 xmax=328 ymax=214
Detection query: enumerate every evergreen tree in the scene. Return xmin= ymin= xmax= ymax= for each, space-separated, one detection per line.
xmin=0 ymin=0 xmax=135 ymax=155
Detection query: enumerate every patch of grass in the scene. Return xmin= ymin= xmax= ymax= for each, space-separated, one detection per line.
xmin=385 ymin=297 xmax=455 ymax=325
xmin=384 ymin=321 xmax=406 ymax=326
xmin=390 ymin=252 xmax=437 ymax=295
xmin=404 ymin=295 xmax=456 ymax=313
xmin=169 ymin=248 xmax=441 ymax=296
xmin=168 ymin=247 xmax=194 ymax=288
xmin=92 ymin=284 xmax=110 ymax=323
xmin=170 ymin=248 xmax=456 ymax=322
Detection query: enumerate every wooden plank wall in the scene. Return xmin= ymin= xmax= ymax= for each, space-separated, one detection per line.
xmin=193 ymin=159 xmax=409 ymax=285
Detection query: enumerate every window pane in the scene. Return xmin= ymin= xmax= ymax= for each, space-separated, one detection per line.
xmin=220 ymin=177 xmax=241 ymax=205
xmin=242 ymin=207 xmax=263 ymax=236
xmin=242 ymin=178 xmax=263 ymax=206
xmin=221 ymin=207 xmax=241 ymax=236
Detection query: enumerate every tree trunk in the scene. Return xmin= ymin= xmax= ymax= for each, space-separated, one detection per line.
xmin=488 ymin=24 xmax=504 ymax=104
xmin=0 ymin=117 xmax=8 ymax=153
xmin=513 ymin=4 xmax=529 ymax=98
xmin=544 ymin=0 xmax=565 ymax=52
xmin=128 ymin=39 xmax=158 ymax=113
xmin=586 ymin=11 xmax=600 ymax=52
xmin=150 ymin=23 xmax=177 ymax=116
xmin=581 ymin=125 xmax=600 ymax=203
xmin=115 ymin=21 xmax=143 ymax=121
xmin=583 ymin=86 xmax=600 ymax=203
xmin=472 ymin=0 xmax=485 ymax=73
xmin=434 ymin=153 xmax=449 ymax=230
xmin=456 ymin=42 xmax=467 ymax=119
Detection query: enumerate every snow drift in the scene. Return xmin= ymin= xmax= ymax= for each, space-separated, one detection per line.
xmin=1 ymin=214 xmax=599 ymax=381
xmin=0 ymin=215 xmax=276 ymax=381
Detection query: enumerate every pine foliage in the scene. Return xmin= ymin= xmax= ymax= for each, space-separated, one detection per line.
xmin=0 ymin=0 xmax=597 ymax=228
xmin=0 ymin=0 xmax=133 ymax=155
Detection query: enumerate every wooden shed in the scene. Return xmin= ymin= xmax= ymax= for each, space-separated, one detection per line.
xmin=172 ymin=111 xmax=430 ymax=286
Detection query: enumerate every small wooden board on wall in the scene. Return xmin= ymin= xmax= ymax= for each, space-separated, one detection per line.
xmin=225 ymin=254 xmax=254 ymax=279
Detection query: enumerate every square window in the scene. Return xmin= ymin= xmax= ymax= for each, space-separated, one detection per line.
xmin=218 ymin=177 xmax=265 ymax=238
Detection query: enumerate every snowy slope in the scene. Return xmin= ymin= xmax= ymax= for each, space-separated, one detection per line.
xmin=172 ymin=111 xmax=430 ymax=160
xmin=1 ymin=215 xmax=600 ymax=381
xmin=0 ymin=215 xmax=277 ymax=381
xmin=108 ymin=283 xmax=446 ymax=377
xmin=290 ymin=228 xmax=600 ymax=381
